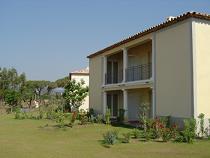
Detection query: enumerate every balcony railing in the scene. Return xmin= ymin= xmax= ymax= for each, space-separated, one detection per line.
xmin=105 ymin=70 xmax=123 ymax=84
xmin=105 ymin=63 xmax=151 ymax=84
xmin=126 ymin=63 xmax=151 ymax=82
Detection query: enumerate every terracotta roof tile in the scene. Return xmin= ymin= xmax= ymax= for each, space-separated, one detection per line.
xmin=70 ymin=67 xmax=89 ymax=74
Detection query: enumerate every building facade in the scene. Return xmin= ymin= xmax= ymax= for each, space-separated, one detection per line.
xmin=87 ymin=12 xmax=210 ymax=125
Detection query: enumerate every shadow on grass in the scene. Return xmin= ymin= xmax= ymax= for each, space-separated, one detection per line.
xmin=38 ymin=123 xmax=72 ymax=131
xmin=98 ymin=140 xmax=111 ymax=148
xmin=111 ymin=123 xmax=135 ymax=129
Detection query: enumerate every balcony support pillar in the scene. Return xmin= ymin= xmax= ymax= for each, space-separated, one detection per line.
xmin=103 ymin=91 xmax=107 ymax=117
xmin=123 ymin=89 xmax=128 ymax=122
xmin=123 ymin=48 xmax=128 ymax=82
xmin=103 ymin=56 xmax=107 ymax=85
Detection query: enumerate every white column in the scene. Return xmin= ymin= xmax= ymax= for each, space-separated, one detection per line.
xmin=122 ymin=48 xmax=128 ymax=82
xmin=152 ymin=34 xmax=155 ymax=80
xmin=103 ymin=56 xmax=107 ymax=85
xmin=152 ymin=87 xmax=155 ymax=118
xmin=152 ymin=33 xmax=156 ymax=118
xmin=123 ymin=89 xmax=128 ymax=121
xmin=103 ymin=91 xmax=107 ymax=116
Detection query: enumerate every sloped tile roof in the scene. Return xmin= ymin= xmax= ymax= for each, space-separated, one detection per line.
xmin=70 ymin=67 xmax=89 ymax=75
xmin=87 ymin=12 xmax=210 ymax=58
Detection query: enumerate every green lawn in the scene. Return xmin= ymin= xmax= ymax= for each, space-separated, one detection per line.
xmin=0 ymin=115 xmax=210 ymax=158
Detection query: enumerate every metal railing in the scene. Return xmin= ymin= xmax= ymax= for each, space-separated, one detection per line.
xmin=105 ymin=69 xmax=123 ymax=84
xmin=126 ymin=63 xmax=151 ymax=82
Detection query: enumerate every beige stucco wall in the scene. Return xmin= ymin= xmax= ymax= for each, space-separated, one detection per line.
xmin=194 ymin=19 xmax=210 ymax=118
xmin=89 ymin=56 xmax=103 ymax=114
xmin=128 ymin=41 xmax=152 ymax=67
xmin=155 ymin=20 xmax=193 ymax=118
xmin=128 ymin=88 xmax=151 ymax=120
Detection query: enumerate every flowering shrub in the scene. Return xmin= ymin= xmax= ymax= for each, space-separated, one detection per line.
xmin=160 ymin=127 xmax=171 ymax=142
xmin=170 ymin=124 xmax=178 ymax=139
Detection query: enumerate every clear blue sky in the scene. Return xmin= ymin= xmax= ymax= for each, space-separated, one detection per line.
xmin=0 ymin=0 xmax=209 ymax=81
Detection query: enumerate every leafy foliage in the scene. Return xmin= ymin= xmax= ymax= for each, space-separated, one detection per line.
xmin=103 ymin=130 xmax=119 ymax=145
xmin=198 ymin=113 xmax=205 ymax=138
xmin=63 ymin=80 xmax=88 ymax=111
xmin=122 ymin=132 xmax=131 ymax=143
xmin=182 ymin=118 xmax=197 ymax=143
xmin=4 ymin=90 xmax=20 ymax=108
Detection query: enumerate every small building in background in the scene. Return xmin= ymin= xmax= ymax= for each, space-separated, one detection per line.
xmin=69 ymin=67 xmax=89 ymax=111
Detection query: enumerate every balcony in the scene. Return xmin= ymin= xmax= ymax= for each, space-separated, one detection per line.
xmin=105 ymin=70 xmax=123 ymax=84
xmin=126 ymin=63 xmax=151 ymax=82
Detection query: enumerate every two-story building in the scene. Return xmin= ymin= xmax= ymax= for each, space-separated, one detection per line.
xmin=87 ymin=12 xmax=210 ymax=125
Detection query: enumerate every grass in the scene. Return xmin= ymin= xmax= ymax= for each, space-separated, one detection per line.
xmin=0 ymin=115 xmax=210 ymax=158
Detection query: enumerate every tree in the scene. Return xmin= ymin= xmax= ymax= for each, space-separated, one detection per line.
xmin=0 ymin=67 xmax=26 ymax=106
xmin=26 ymin=80 xmax=50 ymax=101
xmin=55 ymin=76 xmax=69 ymax=87
xmin=21 ymin=81 xmax=36 ymax=108
xmin=63 ymin=80 xmax=88 ymax=112
xmin=47 ymin=82 xmax=57 ymax=94
xmin=4 ymin=89 xmax=20 ymax=109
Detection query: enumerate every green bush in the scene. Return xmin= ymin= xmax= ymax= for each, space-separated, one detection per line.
xmin=198 ymin=113 xmax=205 ymax=138
xmin=122 ymin=132 xmax=131 ymax=143
xmin=95 ymin=114 xmax=103 ymax=124
xmin=132 ymin=128 xmax=141 ymax=139
xmin=14 ymin=108 xmax=22 ymax=119
xmin=78 ymin=109 xmax=89 ymax=125
xmin=182 ymin=118 xmax=196 ymax=143
xmin=160 ymin=127 xmax=171 ymax=142
xmin=80 ymin=115 xmax=89 ymax=125
xmin=55 ymin=111 xmax=65 ymax=128
xmin=14 ymin=108 xmax=28 ymax=120
xmin=174 ymin=133 xmax=185 ymax=143
xmin=103 ymin=130 xmax=119 ymax=145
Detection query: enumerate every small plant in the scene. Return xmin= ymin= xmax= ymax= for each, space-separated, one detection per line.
xmin=80 ymin=115 xmax=89 ymax=125
xmin=105 ymin=109 xmax=111 ymax=125
xmin=182 ymin=118 xmax=196 ymax=143
xmin=95 ymin=114 xmax=103 ymax=124
xmin=78 ymin=109 xmax=89 ymax=125
xmin=122 ymin=132 xmax=131 ymax=143
xmin=174 ymin=133 xmax=185 ymax=143
xmin=103 ymin=130 xmax=119 ymax=145
xmin=65 ymin=111 xmax=77 ymax=127
xmin=139 ymin=103 xmax=150 ymax=140
xmin=118 ymin=108 xmax=125 ymax=123
xmin=170 ymin=124 xmax=178 ymax=139
xmin=14 ymin=108 xmax=22 ymax=119
xmin=55 ymin=111 xmax=65 ymax=128
xmin=132 ymin=128 xmax=141 ymax=139
xmin=198 ymin=113 xmax=205 ymax=138
xmin=38 ymin=107 xmax=45 ymax=119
